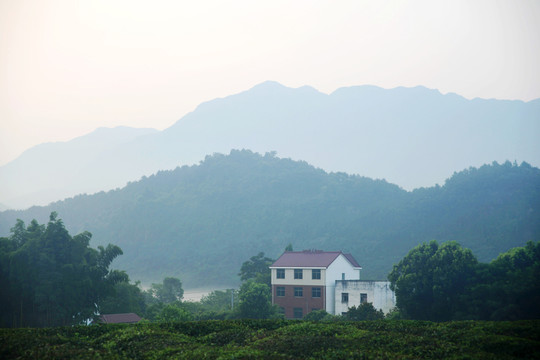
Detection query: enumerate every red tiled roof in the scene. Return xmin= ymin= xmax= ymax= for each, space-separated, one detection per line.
xmin=270 ymin=250 xmax=361 ymax=268
xmin=99 ymin=313 xmax=141 ymax=324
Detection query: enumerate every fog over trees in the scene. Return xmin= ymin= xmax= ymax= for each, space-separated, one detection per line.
xmin=0 ymin=150 xmax=538 ymax=289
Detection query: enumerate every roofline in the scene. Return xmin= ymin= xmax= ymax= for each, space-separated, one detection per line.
xmin=336 ymin=279 xmax=389 ymax=283
xmin=341 ymin=253 xmax=362 ymax=268
xmin=270 ymin=250 xmax=362 ymax=269
xmin=269 ymin=266 xmax=328 ymax=269
xmin=269 ymin=266 xmax=362 ymax=270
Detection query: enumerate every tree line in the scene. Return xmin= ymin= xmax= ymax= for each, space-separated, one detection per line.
xmin=388 ymin=240 xmax=540 ymax=321
xmin=1 ymin=212 xmax=538 ymax=326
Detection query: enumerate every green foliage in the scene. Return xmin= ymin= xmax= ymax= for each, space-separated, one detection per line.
xmin=303 ymin=309 xmax=336 ymax=321
xmin=143 ymin=302 xmax=165 ymax=321
xmin=385 ymin=307 xmax=403 ymax=320
xmin=144 ymin=277 xmax=184 ymax=305
xmin=2 ymin=320 xmax=539 ymax=359
xmin=200 ymin=289 xmax=235 ymax=313
xmin=238 ymin=280 xmax=275 ymax=319
xmin=390 ymin=240 xmax=540 ymax=321
xmin=99 ymin=281 xmax=146 ymax=316
xmin=0 ymin=214 xmax=126 ymax=327
xmin=389 ymin=240 xmax=478 ymax=321
xmin=155 ymin=277 xmax=184 ymax=304
xmin=344 ymin=303 xmax=385 ymax=321
xmin=463 ymin=241 xmax=540 ymax=321
xmin=238 ymin=252 xmax=274 ymax=286
xmin=157 ymin=303 xmax=193 ymax=322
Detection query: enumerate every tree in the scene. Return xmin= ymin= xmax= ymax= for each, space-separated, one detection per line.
xmin=388 ymin=240 xmax=478 ymax=321
xmin=200 ymin=289 xmax=235 ymax=312
xmin=100 ymin=281 xmax=146 ymax=316
xmin=157 ymin=303 xmax=192 ymax=322
xmin=147 ymin=277 xmax=184 ymax=304
xmin=157 ymin=277 xmax=184 ymax=304
xmin=238 ymin=252 xmax=274 ymax=286
xmin=238 ymin=280 xmax=274 ymax=319
xmin=303 ymin=309 xmax=334 ymax=321
xmin=344 ymin=303 xmax=384 ymax=321
xmin=0 ymin=214 xmax=127 ymax=327
xmin=466 ymin=241 xmax=540 ymax=320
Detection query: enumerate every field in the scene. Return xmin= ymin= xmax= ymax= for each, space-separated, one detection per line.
xmin=1 ymin=320 xmax=539 ymax=359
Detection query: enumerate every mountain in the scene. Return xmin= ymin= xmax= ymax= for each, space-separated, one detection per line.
xmin=1 ymin=150 xmax=538 ymax=288
xmin=0 ymin=126 xmax=157 ymax=209
xmin=1 ymin=81 xmax=539 ymax=209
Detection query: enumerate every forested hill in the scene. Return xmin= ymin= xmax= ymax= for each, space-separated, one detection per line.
xmin=0 ymin=150 xmax=538 ymax=287
xmin=2 ymin=82 xmax=539 ymax=209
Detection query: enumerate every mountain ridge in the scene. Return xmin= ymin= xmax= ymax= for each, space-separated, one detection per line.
xmin=1 ymin=81 xmax=538 ymax=209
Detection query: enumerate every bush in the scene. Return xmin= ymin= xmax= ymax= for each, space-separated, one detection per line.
xmin=343 ymin=303 xmax=385 ymax=321
xmin=157 ymin=304 xmax=193 ymax=322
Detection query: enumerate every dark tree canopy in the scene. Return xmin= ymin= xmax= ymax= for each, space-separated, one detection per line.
xmin=99 ymin=281 xmax=146 ymax=316
xmin=389 ymin=240 xmax=540 ymax=321
xmin=0 ymin=214 xmax=127 ymax=327
xmin=200 ymin=289 xmax=235 ymax=313
xmin=238 ymin=252 xmax=274 ymax=286
xmin=238 ymin=280 xmax=274 ymax=319
xmin=145 ymin=277 xmax=184 ymax=305
xmin=344 ymin=303 xmax=385 ymax=321
xmin=464 ymin=241 xmax=540 ymax=320
xmin=388 ymin=240 xmax=478 ymax=321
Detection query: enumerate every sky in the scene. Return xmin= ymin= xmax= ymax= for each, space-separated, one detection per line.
xmin=1 ymin=0 xmax=539 ymax=166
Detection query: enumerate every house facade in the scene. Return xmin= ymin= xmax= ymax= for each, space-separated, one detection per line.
xmin=334 ymin=280 xmax=396 ymax=315
xmin=270 ymin=250 xmax=362 ymax=318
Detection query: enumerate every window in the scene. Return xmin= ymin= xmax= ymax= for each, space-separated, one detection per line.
xmin=279 ymin=307 xmax=285 ymax=315
xmin=360 ymin=293 xmax=368 ymax=303
xmin=342 ymin=273 xmax=345 ymax=280
xmin=341 ymin=292 xmax=349 ymax=303
xmin=312 ymin=269 xmax=321 ymax=280
xmin=293 ymin=307 xmax=303 ymax=319
xmin=294 ymin=269 xmax=303 ymax=279
xmin=312 ymin=287 xmax=321 ymax=298
xmin=276 ymin=287 xmax=285 ymax=297
xmin=294 ymin=287 xmax=303 ymax=297
xmin=276 ymin=269 xmax=285 ymax=279
xmin=312 ymin=308 xmax=319 ymax=312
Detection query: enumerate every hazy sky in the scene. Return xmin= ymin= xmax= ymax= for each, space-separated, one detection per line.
xmin=1 ymin=0 xmax=539 ymax=166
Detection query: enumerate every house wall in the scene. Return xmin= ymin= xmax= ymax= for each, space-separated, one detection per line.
xmin=271 ymin=267 xmax=327 ymax=319
xmin=271 ymin=268 xmax=326 ymax=286
xmin=272 ymin=285 xmax=326 ymax=319
xmin=334 ymin=280 xmax=396 ymax=315
xmin=325 ymin=255 xmax=361 ymax=314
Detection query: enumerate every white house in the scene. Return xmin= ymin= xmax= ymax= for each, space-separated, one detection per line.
xmin=269 ymin=250 xmax=362 ymax=318
xmin=270 ymin=249 xmax=395 ymax=319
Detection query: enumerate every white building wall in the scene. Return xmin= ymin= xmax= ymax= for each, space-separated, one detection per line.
xmin=325 ymin=255 xmax=361 ymax=314
xmin=334 ymin=280 xmax=396 ymax=315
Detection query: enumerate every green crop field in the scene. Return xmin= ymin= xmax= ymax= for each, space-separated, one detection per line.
xmin=1 ymin=320 xmax=539 ymax=359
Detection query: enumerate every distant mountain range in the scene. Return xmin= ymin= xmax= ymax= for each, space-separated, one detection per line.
xmin=0 ymin=150 xmax=538 ymax=288
xmin=0 ymin=127 xmax=158 ymax=209
xmin=1 ymin=81 xmax=539 ymax=209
